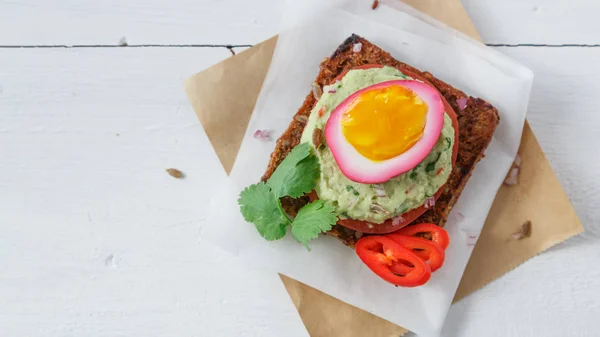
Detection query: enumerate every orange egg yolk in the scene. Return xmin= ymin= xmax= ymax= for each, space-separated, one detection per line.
xmin=341 ymin=85 xmax=428 ymax=161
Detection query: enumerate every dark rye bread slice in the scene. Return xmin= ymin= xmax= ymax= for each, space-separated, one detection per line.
xmin=261 ymin=34 xmax=499 ymax=248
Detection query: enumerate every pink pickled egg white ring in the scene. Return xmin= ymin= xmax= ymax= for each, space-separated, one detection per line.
xmin=325 ymin=80 xmax=445 ymax=184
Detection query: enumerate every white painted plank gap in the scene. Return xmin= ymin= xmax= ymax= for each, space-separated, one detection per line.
xmin=0 ymin=48 xmax=308 ymax=337
xmin=2 ymin=0 xmax=600 ymax=45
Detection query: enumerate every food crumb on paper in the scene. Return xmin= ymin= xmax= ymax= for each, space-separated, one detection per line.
xmin=104 ymin=254 xmax=118 ymax=268
xmin=466 ymin=234 xmax=478 ymax=246
xmin=253 ymin=129 xmax=272 ymax=141
xmin=504 ymin=153 xmax=522 ymax=186
xmin=166 ymin=168 xmax=184 ymax=179
xmin=118 ymin=36 xmax=128 ymax=46
xmin=372 ymin=0 xmax=379 ymax=10
xmin=512 ymin=220 xmax=532 ymax=240
xmin=460 ymin=227 xmax=479 ymax=246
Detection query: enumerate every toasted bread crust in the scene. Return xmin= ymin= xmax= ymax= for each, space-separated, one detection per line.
xmin=262 ymin=35 xmax=499 ymax=248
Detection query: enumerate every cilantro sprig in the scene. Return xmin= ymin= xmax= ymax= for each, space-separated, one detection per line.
xmin=238 ymin=143 xmax=338 ymax=249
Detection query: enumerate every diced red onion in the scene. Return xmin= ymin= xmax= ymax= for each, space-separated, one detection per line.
xmin=457 ymin=97 xmax=468 ymax=110
xmin=253 ymin=129 xmax=271 ymax=141
xmin=466 ymin=233 xmax=478 ymax=246
xmin=392 ymin=215 xmax=405 ymax=226
xmin=373 ymin=184 xmax=387 ymax=198
xmin=424 ymin=197 xmax=435 ymax=209
xmin=328 ymin=88 xmax=337 ymax=93
xmin=353 ymin=43 xmax=363 ymax=53
xmin=504 ymin=167 xmax=520 ymax=186
xmin=461 ymin=228 xmax=479 ymax=246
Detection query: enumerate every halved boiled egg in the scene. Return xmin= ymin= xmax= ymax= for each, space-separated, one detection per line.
xmin=325 ymin=80 xmax=445 ymax=184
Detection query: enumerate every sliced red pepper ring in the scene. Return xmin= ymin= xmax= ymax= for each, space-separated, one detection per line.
xmin=355 ymin=236 xmax=431 ymax=287
xmin=395 ymin=223 xmax=450 ymax=250
xmin=386 ymin=234 xmax=445 ymax=272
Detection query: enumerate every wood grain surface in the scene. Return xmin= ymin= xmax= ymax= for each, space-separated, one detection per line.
xmin=1 ymin=0 xmax=599 ymax=336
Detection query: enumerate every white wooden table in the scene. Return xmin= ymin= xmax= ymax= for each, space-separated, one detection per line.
xmin=2 ymin=0 xmax=600 ymax=336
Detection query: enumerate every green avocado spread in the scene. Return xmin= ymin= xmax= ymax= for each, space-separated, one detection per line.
xmin=299 ymin=66 xmax=455 ymax=224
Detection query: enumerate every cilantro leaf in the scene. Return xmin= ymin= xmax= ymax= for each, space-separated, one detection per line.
xmin=238 ymin=182 xmax=290 ymax=240
xmin=291 ymin=200 xmax=338 ymax=249
xmin=267 ymin=143 xmax=320 ymax=198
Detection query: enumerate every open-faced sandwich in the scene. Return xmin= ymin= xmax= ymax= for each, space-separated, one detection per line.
xmin=238 ymin=35 xmax=499 ymax=287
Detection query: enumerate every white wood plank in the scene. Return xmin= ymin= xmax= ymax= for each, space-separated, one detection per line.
xmin=1 ymin=0 xmax=599 ymax=45
xmin=442 ymin=47 xmax=600 ymax=336
xmin=0 ymin=48 xmax=308 ymax=337
xmin=0 ymin=0 xmax=281 ymax=45
xmin=463 ymin=0 xmax=600 ymax=44
xmin=1 ymin=47 xmax=600 ymax=337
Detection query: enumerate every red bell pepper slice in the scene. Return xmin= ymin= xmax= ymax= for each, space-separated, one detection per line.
xmin=385 ymin=234 xmax=445 ymax=272
xmin=355 ymin=236 xmax=431 ymax=287
xmin=395 ymin=223 xmax=450 ymax=250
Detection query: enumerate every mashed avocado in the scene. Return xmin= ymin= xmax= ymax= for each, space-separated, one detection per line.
xmin=300 ymin=66 xmax=455 ymax=224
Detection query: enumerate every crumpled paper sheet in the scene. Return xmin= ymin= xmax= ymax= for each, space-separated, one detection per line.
xmin=184 ymin=1 xmax=583 ymax=336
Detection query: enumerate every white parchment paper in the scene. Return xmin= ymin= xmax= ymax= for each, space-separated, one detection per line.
xmin=205 ymin=1 xmax=533 ymax=336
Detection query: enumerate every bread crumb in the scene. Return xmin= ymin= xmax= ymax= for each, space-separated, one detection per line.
xmin=511 ymin=221 xmax=532 ymax=240
xmin=372 ymin=0 xmax=379 ymax=10
xmin=166 ymin=168 xmax=184 ymax=179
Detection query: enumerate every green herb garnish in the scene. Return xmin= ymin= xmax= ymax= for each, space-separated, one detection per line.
xmin=426 ymin=152 xmax=442 ymax=173
xmin=445 ymin=137 xmax=452 ymax=150
xmin=238 ymin=143 xmax=337 ymax=249
xmin=426 ymin=162 xmax=436 ymax=172
xmin=346 ymin=185 xmax=360 ymax=196
xmin=410 ymin=171 xmax=418 ymax=180
xmin=396 ymin=205 xmax=409 ymax=214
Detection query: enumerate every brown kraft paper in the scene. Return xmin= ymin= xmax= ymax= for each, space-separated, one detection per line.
xmin=184 ymin=1 xmax=584 ymax=335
